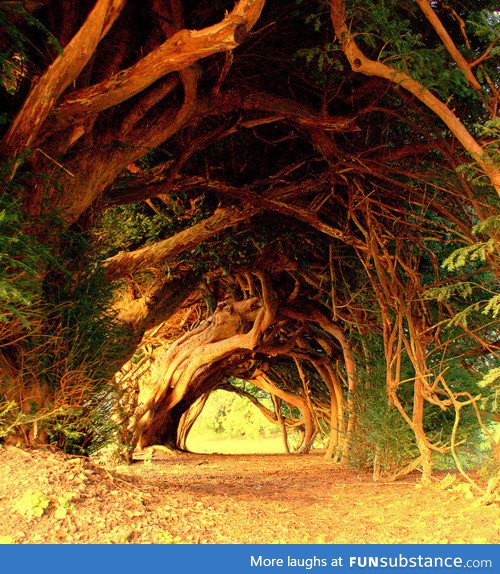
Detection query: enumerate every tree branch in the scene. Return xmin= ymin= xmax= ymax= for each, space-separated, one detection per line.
xmin=103 ymin=204 xmax=260 ymax=282
xmin=330 ymin=0 xmax=500 ymax=195
xmin=414 ymin=0 xmax=492 ymax=113
xmin=1 ymin=0 xmax=126 ymax=173
xmin=46 ymin=0 xmax=265 ymax=132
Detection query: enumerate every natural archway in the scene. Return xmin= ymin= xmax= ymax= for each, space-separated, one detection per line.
xmin=1 ymin=1 xmax=498 ymax=496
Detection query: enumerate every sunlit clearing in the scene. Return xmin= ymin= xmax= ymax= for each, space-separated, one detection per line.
xmin=186 ymin=389 xmax=286 ymax=454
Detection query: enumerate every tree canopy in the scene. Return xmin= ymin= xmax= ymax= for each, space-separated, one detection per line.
xmin=0 ymin=0 xmax=499 ymax=492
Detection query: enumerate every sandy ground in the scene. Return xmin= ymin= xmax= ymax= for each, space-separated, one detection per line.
xmin=0 ymin=442 xmax=498 ymax=544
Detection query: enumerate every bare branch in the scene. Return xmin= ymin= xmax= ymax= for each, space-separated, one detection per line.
xmin=46 ymin=0 xmax=265 ymax=132
xmin=103 ymin=204 xmax=260 ymax=282
xmin=415 ymin=0 xmax=493 ymax=113
xmin=330 ymin=0 xmax=500 ymax=195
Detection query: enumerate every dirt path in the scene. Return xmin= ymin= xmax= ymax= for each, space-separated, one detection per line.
xmin=0 ymin=446 xmax=498 ymax=544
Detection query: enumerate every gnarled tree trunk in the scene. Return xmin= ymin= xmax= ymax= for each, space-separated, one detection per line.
xmin=130 ymin=273 xmax=277 ymax=450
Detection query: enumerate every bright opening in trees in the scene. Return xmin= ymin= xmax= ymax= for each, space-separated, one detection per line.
xmin=187 ymin=389 xmax=284 ymax=454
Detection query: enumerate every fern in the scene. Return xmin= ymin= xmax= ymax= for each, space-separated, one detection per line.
xmin=442 ymin=239 xmax=497 ymax=271
xmin=483 ymin=294 xmax=500 ymax=318
xmin=478 ymin=368 xmax=500 ymax=390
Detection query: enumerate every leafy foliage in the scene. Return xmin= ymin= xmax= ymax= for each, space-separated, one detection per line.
xmin=0 ymin=2 xmax=60 ymax=97
xmin=190 ymin=388 xmax=279 ymax=441
xmin=346 ymin=0 xmax=493 ymax=103
xmin=0 ymin=194 xmax=132 ymax=453
xmin=350 ymin=363 xmax=418 ymax=473
xmin=442 ymin=240 xmax=497 ymax=272
xmin=15 ymin=490 xmax=50 ymax=519
xmin=0 ymin=193 xmax=52 ymax=324
xmin=425 ymin=215 xmax=499 ymax=326
xmin=478 ymin=368 xmax=500 ymax=415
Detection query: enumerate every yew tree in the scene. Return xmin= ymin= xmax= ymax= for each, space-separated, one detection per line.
xmin=1 ymin=0 xmax=498 ymax=487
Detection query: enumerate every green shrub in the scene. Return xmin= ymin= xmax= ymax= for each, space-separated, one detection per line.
xmin=349 ymin=375 xmax=418 ymax=473
xmin=0 ymin=192 xmax=130 ymax=454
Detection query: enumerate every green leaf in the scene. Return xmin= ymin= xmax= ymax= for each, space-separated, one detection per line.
xmin=54 ymin=507 xmax=68 ymax=520
xmin=477 ymin=368 xmax=500 ymax=390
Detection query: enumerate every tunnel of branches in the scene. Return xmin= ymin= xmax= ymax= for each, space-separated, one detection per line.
xmin=0 ymin=0 xmax=499 ymax=486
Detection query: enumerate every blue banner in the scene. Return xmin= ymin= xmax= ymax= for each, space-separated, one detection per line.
xmin=1 ymin=544 xmax=498 ymax=574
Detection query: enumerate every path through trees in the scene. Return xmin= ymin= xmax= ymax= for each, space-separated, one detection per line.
xmin=0 ymin=1 xmax=498 ymax=494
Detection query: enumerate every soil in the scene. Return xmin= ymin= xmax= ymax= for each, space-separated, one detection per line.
xmin=0 ymin=445 xmax=498 ymax=544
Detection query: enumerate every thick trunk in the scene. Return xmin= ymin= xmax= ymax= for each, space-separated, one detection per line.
xmin=272 ymin=395 xmax=290 ymax=454
xmin=138 ymin=399 xmax=188 ymax=450
xmin=177 ymin=392 xmax=211 ymax=451
xmin=129 ymin=274 xmax=277 ymax=450
xmin=318 ymin=365 xmax=344 ymax=462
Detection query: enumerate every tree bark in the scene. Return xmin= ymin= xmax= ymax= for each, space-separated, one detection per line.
xmin=45 ymin=0 xmax=265 ymax=133
xmin=130 ymin=274 xmax=277 ymax=450
xmin=103 ymin=205 xmax=259 ymax=281
xmin=1 ymin=0 xmax=126 ymax=172
xmin=282 ymin=303 xmax=357 ymax=460
xmin=177 ymin=392 xmax=211 ymax=451
xmin=251 ymin=371 xmax=315 ymax=453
